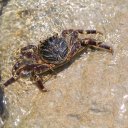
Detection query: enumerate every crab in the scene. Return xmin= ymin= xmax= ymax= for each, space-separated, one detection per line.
xmin=3 ymin=29 xmax=113 ymax=92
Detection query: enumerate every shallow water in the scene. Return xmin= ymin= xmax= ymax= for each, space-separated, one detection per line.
xmin=0 ymin=0 xmax=128 ymax=128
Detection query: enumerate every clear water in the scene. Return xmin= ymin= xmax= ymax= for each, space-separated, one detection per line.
xmin=0 ymin=0 xmax=128 ymax=127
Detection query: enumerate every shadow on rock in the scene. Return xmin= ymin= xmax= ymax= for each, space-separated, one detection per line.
xmin=0 ymin=0 xmax=10 ymax=15
xmin=0 ymin=86 xmax=9 ymax=127
xmin=0 ymin=70 xmax=9 ymax=127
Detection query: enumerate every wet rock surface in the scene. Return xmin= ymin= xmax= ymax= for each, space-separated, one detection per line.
xmin=0 ymin=0 xmax=128 ymax=128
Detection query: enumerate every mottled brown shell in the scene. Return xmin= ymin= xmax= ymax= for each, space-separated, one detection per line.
xmin=39 ymin=36 xmax=68 ymax=64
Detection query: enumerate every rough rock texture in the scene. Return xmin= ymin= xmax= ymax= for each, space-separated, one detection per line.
xmin=0 ymin=0 xmax=128 ymax=128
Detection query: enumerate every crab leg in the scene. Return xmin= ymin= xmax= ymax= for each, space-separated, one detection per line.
xmin=29 ymin=64 xmax=54 ymax=92
xmin=62 ymin=29 xmax=103 ymax=37
xmin=21 ymin=45 xmax=37 ymax=52
xmin=31 ymin=73 xmax=48 ymax=92
xmin=36 ymin=79 xmax=47 ymax=92
xmin=98 ymin=44 xmax=113 ymax=54
xmin=62 ymin=29 xmax=74 ymax=37
xmin=82 ymin=38 xmax=113 ymax=53
xmin=4 ymin=64 xmax=53 ymax=90
xmin=20 ymin=45 xmax=41 ymax=62
xmin=62 ymin=29 xmax=103 ymax=48
xmin=75 ymin=29 xmax=103 ymax=35
xmin=4 ymin=77 xmax=16 ymax=87
xmin=12 ymin=61 xmax=24 ymax=75
xmin=62 ymin=29 xmax=84 ymax=38
xmin=20 ymin=51 xmax=40 ymax=61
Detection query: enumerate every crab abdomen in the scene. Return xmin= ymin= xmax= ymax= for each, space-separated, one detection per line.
xmin=39 ymin=37 xmax=68 ymax=64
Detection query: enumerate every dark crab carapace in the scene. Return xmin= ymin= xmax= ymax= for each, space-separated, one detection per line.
xmin=39 ymin=37 xmax=68 ymax=64
xmin=4 ymin=29 xmax=113 ymax=92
